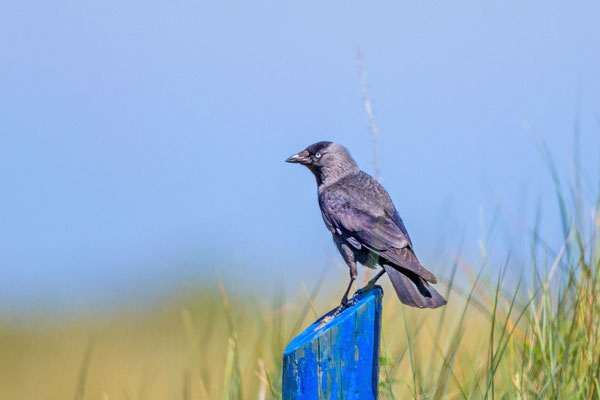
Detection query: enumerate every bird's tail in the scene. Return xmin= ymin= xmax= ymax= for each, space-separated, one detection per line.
xmin=383 ymin=264 xmax=446 ymax=309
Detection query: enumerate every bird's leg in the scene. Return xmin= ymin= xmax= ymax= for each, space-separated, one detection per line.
xmin=354 ymin=268 xmax=386 ymax=297
xmin=330 ymin=274 xmax=355 ymax=319
xmin=328 ymin=261 xmax=358 ymax=320
xmin=315 ymin=273 xmax=356 ymax=330
xmin=340 ymin=274 xmax=355 ymax=306
xmin=366 ymin=267 xmax=386 ymax=286
xmin=315 ymin=244 xmax=358 ymax=330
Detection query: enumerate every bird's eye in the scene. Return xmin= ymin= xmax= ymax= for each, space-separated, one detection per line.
xmin=315 ymin=152 xmax=322 ymax=159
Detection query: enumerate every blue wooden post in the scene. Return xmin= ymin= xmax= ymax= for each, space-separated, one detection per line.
xmin=282 ymin=287 xmax=383 ymax=399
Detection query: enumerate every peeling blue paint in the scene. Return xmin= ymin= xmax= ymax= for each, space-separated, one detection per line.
xmin=283 ymin=287 xmax=383 ymax=399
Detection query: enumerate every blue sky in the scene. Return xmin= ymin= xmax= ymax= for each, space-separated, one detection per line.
xmin=1 ymin=1 xmax=599 ymax=315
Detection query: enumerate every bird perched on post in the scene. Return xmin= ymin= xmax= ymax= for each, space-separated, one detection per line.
xmin=286 ymin=141 xmax=446 ymax=317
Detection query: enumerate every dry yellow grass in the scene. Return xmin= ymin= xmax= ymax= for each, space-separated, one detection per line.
xmin=2 ymin=153 xmax=599 ymax=399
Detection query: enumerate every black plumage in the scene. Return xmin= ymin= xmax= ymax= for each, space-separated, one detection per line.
xmin=286 ymin=141 xmax=446 ymax=313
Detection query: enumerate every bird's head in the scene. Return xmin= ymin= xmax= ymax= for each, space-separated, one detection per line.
xmin=286 ymin=141 xmax=359 ymax=185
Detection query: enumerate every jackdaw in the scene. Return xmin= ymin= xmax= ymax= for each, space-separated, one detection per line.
xmin=286 ymin=141 xmax=446 ymax=316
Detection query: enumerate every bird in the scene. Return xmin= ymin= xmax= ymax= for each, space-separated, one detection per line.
xmin=286 ymin=141 xmax=446 ymax=317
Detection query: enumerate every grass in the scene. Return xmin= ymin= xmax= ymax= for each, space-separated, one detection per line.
xmin=0 ymin=154 xmax=598 ymax=399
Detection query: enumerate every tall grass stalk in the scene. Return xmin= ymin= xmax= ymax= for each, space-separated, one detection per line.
xmin=2 ymin=151 xmax=598 ymax=400
xmin=179 ymin=164 xmax=599 ymax=398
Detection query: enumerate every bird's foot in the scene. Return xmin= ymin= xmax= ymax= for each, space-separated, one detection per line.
xmin=331 ymin=301 xmax=346 ymax=318
xmin=353 ymin=283 xmax=376 ymax=298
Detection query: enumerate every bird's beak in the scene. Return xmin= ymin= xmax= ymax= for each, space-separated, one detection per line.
xmin=285 ymin=150 xmax=310 ymax=164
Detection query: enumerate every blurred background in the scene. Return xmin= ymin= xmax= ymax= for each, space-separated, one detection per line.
xmin=1 ymin=1 xmax=600 ymax=399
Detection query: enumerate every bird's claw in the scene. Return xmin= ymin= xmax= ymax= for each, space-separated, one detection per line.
xmin=345 ymin=298 xmax=358 ymax=307
xmin=353 ymin=283 xmax=375 ymax=298
xmin=333 ymin=302 xmax=346 ymax=316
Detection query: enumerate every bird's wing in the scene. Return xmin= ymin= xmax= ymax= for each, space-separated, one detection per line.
xmin=319 ymin=186 xmax=410 ymax=249
xmin=320 ymin=181 xmax=437 ymax=283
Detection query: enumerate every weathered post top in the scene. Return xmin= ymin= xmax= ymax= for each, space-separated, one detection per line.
xmin=282 ymin=287 xmax=383 ymax=399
